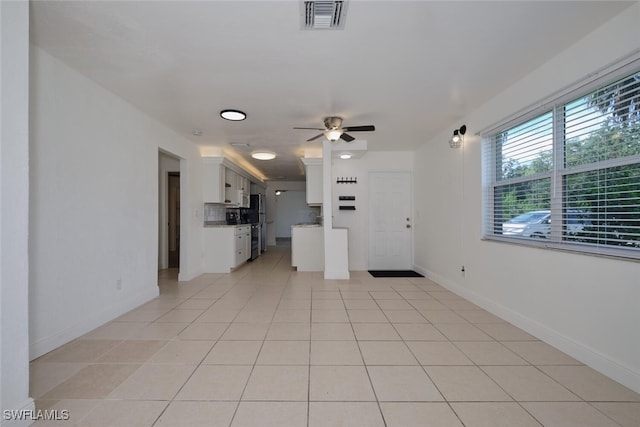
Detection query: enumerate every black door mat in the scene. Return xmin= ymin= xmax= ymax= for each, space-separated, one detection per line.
xmin=368 ymin=270 xmax=424 ymax=278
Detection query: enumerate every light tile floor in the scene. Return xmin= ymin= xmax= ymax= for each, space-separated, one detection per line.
xmin=30 ymin=246 xmax=640 ymax=426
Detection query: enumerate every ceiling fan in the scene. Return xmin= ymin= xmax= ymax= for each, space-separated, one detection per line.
xmin=294 ymin=116 xmax=375 ymax=142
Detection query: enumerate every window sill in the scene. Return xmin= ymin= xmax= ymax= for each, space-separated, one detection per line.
xmin=481 ymin=235 xmax=640 ymax=263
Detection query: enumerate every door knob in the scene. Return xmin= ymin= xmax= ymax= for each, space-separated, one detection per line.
xmin=406 ymin=224 xmax=411 ymax=228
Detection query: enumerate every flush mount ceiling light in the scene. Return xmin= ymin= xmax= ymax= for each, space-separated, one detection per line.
xmin=339 ymin=152 xmax=352 ymax=159
xmin=449 ymin=124 xmax=467 ymax=149
xmin=220 ymin=109 xmax=247 ymax=121
xmin=251 ymin=150 xmax=276 ymax=160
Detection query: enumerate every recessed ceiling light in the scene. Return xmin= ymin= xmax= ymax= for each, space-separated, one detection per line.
xmin=339 ymin=152 xmax=352 ymax=159
xmin=220 ymin=109 xmax=246 ymax=121
xmin=251 ymin=150 xmax=276 ymax=160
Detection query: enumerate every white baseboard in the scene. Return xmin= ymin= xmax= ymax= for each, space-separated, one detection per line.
xmin=178 ymin=269 xmax=201 ymax=282
xmin=413 ymin=263 xmax=640 ymax=393
xmin=1 ymin=398 xmax=35 ymax=427
xmin=324 ymin=271 xmax=350 ymax=280
xmin=29 ymin=287 xmax=158 ymax=360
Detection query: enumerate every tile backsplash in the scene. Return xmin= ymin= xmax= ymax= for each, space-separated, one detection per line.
xmin=204 ymin=203 xmax=227 ymax=222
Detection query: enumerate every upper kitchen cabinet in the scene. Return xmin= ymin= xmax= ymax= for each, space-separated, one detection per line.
xmin=302 ymin=158 xmax=322 ymax=205
xmin=203 ymin=156 xmax=260 ymax=206
xmin=238 ymin=175 xmax=250 ymax=207
xmin=202 ymin=157 xmax=226 ymax=203
xmin=224 ymin=167 xmax=237 ymax=205
xmin=224 ymin=168 xmax=250 ymax=207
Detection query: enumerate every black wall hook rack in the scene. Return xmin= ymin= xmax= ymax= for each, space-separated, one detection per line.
xmin=337 ymin=177 xmax=357 ymax=184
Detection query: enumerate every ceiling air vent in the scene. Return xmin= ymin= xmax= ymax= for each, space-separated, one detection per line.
xmin=302 ymin=1 xmax=348 ymax=30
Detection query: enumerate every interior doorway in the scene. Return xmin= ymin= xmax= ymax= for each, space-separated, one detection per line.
xmin=274 ymin=190 xmax=320 ymax=246
xmin=158 ymin=151 xmax=181 ymax=272
xmin=167 ymin=172 xmax=180 ymax=268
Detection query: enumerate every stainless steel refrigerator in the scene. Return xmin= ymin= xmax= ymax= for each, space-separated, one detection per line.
xmin=248 ymin=194 xmax=266 ymax=255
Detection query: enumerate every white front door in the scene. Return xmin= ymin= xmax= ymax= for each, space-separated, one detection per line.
xmin=368 ymin=171 xmax=412 ymax=270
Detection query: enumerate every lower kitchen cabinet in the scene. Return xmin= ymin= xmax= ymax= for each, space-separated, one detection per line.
xmin=234 ymin=226 xmax=251 ymax=266
xmin=203 ymin=225 xmax=251 ymax=272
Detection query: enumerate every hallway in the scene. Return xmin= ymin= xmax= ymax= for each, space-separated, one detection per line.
xmin=29 ymin=246 xmax=639 ymax=426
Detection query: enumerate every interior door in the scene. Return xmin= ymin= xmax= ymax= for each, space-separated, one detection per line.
xmin=368 ymin=171 xmax=412 ymax=270
xmin=168 ymin=172 xmax=180 ymax=268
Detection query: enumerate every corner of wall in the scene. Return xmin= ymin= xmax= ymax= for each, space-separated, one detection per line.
xmin=30 ymin=286 xmax=158 ymax=360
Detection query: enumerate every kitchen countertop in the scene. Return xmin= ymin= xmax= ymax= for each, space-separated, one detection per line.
xmin=204 ymin=222 xmax=255 ymax=228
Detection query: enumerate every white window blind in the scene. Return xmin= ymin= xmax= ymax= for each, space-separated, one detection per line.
xmin=483 ymin=67 xmax=640 ymax=259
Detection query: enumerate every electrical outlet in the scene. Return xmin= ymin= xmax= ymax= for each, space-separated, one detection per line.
xmin=116 ymin=279 xmax=122 ymax=290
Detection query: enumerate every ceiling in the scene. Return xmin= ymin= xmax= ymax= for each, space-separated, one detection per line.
xmin=29 ymin=0 xmax=633 ymax=181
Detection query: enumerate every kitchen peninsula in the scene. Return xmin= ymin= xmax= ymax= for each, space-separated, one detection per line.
xmin=291 ymin=223 xmax=323 ymax=271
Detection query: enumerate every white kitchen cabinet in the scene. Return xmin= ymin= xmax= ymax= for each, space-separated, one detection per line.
xmin=203 ymin=157 xmax=253 ymax=207
xmin=202 ymin=158 xmax=226 ymax=203
xmin=291 ymin=225 xmax=324 ymax=271
xmin=301 ymin=158 xmax=323 ymax=205
xmin=238 ymin=176 xmax=250 ymax=207
xmin=234 ymin=225 xmax=251 ymax=267
xmin=224 ymin=168 xmax=237 ymax=205
xmin=234 ymin=231 xmax=246 ymax=266
xmin=202 ymin=225 xmax=251 ymax=272
xmin=223 ymin=169 xmax=250 ymax=207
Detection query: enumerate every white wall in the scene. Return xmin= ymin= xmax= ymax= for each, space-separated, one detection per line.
xmin=274 ymin=191 xmax=319 ymax=238
xmin=413 ymin=3 xmax=640 ymax=392
xmin=332 ymin=151 xmax=414 ymax=271
xmin=265 ymin=181 xmax=305 ymax=245
xmin=29 ymin=46 xmax=203 ymax=359
xmin=1 ymin=0 xmax=35 ymax=423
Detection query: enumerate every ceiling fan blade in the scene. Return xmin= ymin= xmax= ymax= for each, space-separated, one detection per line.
xmin=307 ymin=133 xmax=324 ymax=142
xmin=340 ymin=133 xmax=355 ymax=142
xmin=342 ymin=125 xmax=375 ymax=132
xmin=294 ymin=127 xmax=325 ymax=130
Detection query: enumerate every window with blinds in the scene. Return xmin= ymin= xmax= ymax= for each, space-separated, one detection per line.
xmin=483 ymin=67 xmax=640 ymax=259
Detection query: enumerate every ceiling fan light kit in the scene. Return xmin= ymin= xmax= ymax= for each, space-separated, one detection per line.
xmin=325 ymin=129 xmax=343 ymax=142
xmin=294 ymin=116 xmax=375 ymax=143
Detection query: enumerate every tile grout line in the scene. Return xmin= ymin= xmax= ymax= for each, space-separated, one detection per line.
xmin=346 ymin=287 xmax=389 ymax=427
xmin=149 ymin=272 xmax=245 ymax=427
